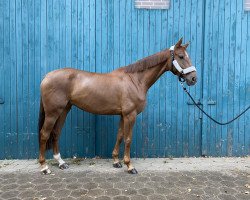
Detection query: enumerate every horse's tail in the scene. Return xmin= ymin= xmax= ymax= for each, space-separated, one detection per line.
xmin=38 ymin=97 xmax=54 ymax=150
xmin=38 ymin=97 xmax=45 ymax=149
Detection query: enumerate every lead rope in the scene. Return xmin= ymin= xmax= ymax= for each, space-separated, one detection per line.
xmin=179 ymin=81 xmax=250 ymax=125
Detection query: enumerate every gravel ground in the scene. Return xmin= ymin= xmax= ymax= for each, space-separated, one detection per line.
xmin=0 ymin=157 xmax=249 ymax=200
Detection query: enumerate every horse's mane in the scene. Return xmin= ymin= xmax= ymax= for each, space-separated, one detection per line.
xmin=124 ymin=49 xmax=168 ymax=73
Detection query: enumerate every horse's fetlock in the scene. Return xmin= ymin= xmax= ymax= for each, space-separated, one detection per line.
xmin=39 ymin=158 xmax=46 ymax=165
xmin=112 ymin=150 xmax=118 ymax=158
xmin=124 ymin=156 xmax=130 ymax=165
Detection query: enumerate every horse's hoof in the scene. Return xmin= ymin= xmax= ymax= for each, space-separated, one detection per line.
xmin=41 ymin=168 xmax=51 ymax=175
xmin=128 ymin=168 xmax=138 ymax=174
xmin=113 ymin=162 xmax=122 ymax=168
xmin=59 ymin=163 xmax=69 ymax=170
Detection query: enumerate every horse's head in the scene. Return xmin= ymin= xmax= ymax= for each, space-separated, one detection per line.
xmin=169 ymin=38 xmax=197 ymax=86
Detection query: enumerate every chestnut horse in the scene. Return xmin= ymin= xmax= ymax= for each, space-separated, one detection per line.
xmin=38 ymin=38 xmax=197 ymax=174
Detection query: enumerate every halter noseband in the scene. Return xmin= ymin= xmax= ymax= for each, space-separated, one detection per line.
xmin=169 ymin=45 xmax=196 ymax=81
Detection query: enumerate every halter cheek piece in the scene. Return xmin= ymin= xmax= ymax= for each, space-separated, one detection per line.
xmin=169 ymin=45 xmax=196 ymax=82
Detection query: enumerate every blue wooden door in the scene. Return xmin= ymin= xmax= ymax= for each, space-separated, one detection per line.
xmin=202 ymin=0 xmax=250 ymax=156
xmin=94 ymin=0 xmax=204 ymax=158
xmin=0 ymin=0 xmax=249 ymax=159
xmin=0 ymin=0 xmax=97 ymax=159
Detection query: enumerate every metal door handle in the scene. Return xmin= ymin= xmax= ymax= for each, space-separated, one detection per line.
xmin=187 ymin=100 xmax=202 ymax=105
xmin=207 ymin=100 xmax=216 ymax=105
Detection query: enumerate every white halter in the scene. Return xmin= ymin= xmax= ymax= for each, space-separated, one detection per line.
xmin=170 ymin=45 xmax=196 ymax=75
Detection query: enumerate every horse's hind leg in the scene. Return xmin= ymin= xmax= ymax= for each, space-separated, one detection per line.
xmin=52 ymin=105 xmax=71 ymax=170
xmin=39 ymin=115 xmax=59 ymax=174
xmin=112 ymin=116 xmax=124 ymax=168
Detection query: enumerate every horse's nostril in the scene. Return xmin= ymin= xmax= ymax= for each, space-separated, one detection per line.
xmin=192 ymin=77 xmax=197 ymax=82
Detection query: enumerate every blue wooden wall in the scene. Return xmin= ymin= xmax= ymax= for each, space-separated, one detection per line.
xmin=0 ymin=0 xmax=249 ymax=159
xmin=202 ymin=0 xmax=250 ymax=156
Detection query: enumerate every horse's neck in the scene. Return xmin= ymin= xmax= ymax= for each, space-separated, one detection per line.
xmin=138 ymin=63 xmax=167 ymax=91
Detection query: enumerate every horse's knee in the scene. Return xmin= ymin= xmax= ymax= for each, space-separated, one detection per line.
xmin=40 ymin=130 xmax=50 ymax=142
xmin=124 ymin=138 xmax=131 ymax=147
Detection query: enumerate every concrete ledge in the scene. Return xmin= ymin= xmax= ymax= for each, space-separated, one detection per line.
xmin=0 ymin=157 xmax=249 ymax=174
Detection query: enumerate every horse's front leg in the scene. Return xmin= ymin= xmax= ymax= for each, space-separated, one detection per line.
xmin=112 ymin=116 xmax=124 ymax=168
xmin=123 ymin=111 xmax=137 ymax=174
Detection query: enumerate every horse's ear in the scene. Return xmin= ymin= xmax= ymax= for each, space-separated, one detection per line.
xmin=183 ymin=41 xmax=190 ymax=49
xmin=175 ymin=37 xmax=183 ymax=49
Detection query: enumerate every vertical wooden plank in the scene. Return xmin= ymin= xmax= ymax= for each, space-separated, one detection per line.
xmin=3 ymin=0 xmax=10 ymax=158
xmin=239 ymin=0 xmax=248 ymax=156
xmin=202 ymin=0 xmax=212 ymax=156
xmin=119 ymin=0 xmax=126 ymax=67
xmin=21 ymin=0 xmax=29 ymax=158
xmin=232 ymin=0 xmax=241 ymax=156
xmin=227 ymin=0 xmax=236 ymax=156
xmin=211 ymin=0 xmax=219 ymax=156
xmin=53 ymin=0 xmax=60 ymax=69
xmin=193 ymin=0 xmax=203 ymax=156
xmin=215 ymin=0 xmax=225 ymax=156
xmin=15 ymin=0 xmax=23 ymax=158
xmin=221 ymin=0 xmax=230 ymax=156
xmin=47 ymin=0 xmax=53 ymax=72
xmin=27 ymin=0 xmax=36 ymax=158
xmin=34 ymin=0 xmax=41 ymax=158
xmin=9 ymin=0 xmax=18 ymax=158
xmin=40 ymin=0 xmax=47 ymax=77
xmin=245 ymin=9 xmax=250 ymax=155
xmin=0 ymin=0 xmax=4 ymax=158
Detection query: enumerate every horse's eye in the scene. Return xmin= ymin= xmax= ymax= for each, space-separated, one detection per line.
xmin=179 ymin=55 xmax=184 ymax=59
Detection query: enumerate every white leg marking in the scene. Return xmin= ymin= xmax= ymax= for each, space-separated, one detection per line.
xmin=40 ymin=164 xmax=51 ymax=173
xmin=54 ymin=153 xmax=65 ymax=166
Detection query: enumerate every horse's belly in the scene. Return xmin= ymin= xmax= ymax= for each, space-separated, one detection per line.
xmin=71 ymin=94 xmax=122 ymax=115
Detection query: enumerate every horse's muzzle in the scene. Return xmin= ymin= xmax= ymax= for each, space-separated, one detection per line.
xmin=186 ymin=77 xmax=197 ymax=86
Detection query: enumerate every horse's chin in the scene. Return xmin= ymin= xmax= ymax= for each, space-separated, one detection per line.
xmin=186 ymin=80 xmax=196 ymax=86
